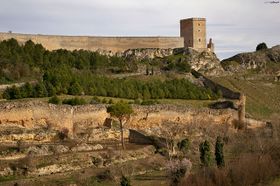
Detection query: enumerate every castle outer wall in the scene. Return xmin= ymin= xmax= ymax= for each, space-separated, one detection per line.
xmin=0 ymin=32 xmax=184 ymax=53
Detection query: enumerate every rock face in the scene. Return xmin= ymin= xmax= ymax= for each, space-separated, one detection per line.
xmin=0 ymin=101 xmax=108 ymax=141
xmin=122 ymin=48 xmax=173 ymax=60
xmin=129 ymin=105 xmax=235 ymax=133
xmin=173 ymin=48 xmax=224 ymax=75
xmin=221 ymin=45 xmax=280 ymax=73
xmin=121 ymin=48 xmax=224 ymax=76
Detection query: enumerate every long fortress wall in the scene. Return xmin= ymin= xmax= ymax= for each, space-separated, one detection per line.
xmin=0 ymin=32 xmax=184 ymax=53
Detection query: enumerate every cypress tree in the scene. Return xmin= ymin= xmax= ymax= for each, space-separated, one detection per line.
xmin=215 ymin=136 xmax=225 ymax=168
xmin=199 ymin=140 xmax=211 ymax=167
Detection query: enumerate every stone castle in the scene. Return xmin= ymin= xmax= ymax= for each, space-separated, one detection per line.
xmin=0 ymin=18 xmax=214 ymax=53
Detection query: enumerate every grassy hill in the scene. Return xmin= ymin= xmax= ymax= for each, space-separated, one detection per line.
xmin=210 ymin=75 xmax=280 ymax=120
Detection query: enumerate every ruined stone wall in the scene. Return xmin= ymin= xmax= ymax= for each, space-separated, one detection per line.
xmin=0 ymin=32 xmax=184 ymax=53
xmin=0 ymin=101 xmax=108 ymax=137
xmin=130 ymin=105 xmax=235 ymax=131
xmin=0 ymin=101 xmax=236 ymax=141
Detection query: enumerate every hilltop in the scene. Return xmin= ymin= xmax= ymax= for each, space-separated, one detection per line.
xmin=221 ymin=45 xmax=280 ymax=74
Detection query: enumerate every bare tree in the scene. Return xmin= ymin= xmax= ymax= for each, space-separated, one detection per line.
xmin=158 ymin=120 xmax=187 ymax=159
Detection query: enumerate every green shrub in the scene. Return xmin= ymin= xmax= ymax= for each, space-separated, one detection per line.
xmin=134 ymin=98 xmax=142 ymax=105
xmin=141 ymin=99 xmax=159 ymax=105
xmin=108 ymin=99 xmax=113 ymax=104
xmin=256 ymin=42 xmax=268 ymax=51
xmin=62 ymin=97 xmax=86 ymax=106
xmin=68 ymin=81 xmax=83 ymax=95
xmin=178 ymin=138 xmax=190 ymax=153
xmin=102 ymin=98 xmax=108 ymax=104
xmin=48 ymin=96 xmax=61 ymax=104
xmin=91 ymin=96 xmax=101 ymax=104
xmin=120 ymin=175 xmax=131 ymax=186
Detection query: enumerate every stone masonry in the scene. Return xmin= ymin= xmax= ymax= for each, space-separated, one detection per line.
xmin=0 ymin=18 xmax=214 ymax=53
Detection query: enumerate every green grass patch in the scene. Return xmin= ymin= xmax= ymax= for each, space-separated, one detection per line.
xmin=0 ymin=175 xmax=17 ymax=183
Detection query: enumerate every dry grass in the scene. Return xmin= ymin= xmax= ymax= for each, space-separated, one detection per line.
xmin=180 ymin=117 xmax=280 ymax=186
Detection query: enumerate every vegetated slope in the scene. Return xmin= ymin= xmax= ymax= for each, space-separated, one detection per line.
xmin=0 ymin=39 xmax=220 ymax=100
xmin=221 ymin=45 xmax=280 ymax=74
xmin=210 ymin=75 xmax=280 ymax=119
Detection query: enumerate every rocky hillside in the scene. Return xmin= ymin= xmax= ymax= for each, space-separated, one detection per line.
xmin=221 ymin=45 xmax=280 ymax=74
xmin=121 ymin=48 xmax=173 ymax=60
xmin=173 ymin=48 xmax=224 ymax=76
xmin=122 ymin=48 xmax=224 ymax=76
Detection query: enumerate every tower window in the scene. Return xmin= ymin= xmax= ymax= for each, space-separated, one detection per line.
xmin=198 ymin=39 xmax=201 ymax=42
xmin=198 ymin=23 xmax=201 ymax=26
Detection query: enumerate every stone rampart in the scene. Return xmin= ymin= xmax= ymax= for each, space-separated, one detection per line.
xmin=0 ymin=32 xmax=184 ymax=53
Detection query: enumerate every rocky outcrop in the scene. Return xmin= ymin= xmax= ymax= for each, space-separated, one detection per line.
xmin=71 ymin=143 xmax=103 ymax=152
xmin=173 ymin=48 xmax=225 ymax=76
xmin=122 ymin=48 xmax=173 ymax=60
xmin=121 ymin=47 xmax=224 ymax=76
xmin=221 ymin=45 xmax=280 ymax=73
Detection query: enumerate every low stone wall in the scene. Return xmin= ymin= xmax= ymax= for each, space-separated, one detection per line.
xmin=191 ymin=70 xmax=241 ymax=99
xmin=129 ymin=129 xmax=167 ymax=149
xmin=129 ymin=130 xmax=153 ymax=145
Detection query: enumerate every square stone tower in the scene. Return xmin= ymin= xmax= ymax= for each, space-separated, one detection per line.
xmin=180 ymin=18 xmax=207 ymax=50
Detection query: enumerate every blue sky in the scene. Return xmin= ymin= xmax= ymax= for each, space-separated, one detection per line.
xmin=0 ymin=0 xmax=279 ymax=59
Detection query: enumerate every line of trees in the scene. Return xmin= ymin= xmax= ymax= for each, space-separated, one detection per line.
xmin=199 ymin=137 xmax=225 ymax=168
xmin=0 ymin=38 xmax=137 ymax=83
xmin=3 ymin=77 xmax=219 ymax=100
xmin=0 ymin=38 xmax=191 ymax=84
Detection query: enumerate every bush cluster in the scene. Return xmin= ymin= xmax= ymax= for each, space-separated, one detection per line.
xmin=62 ymin=97 xmax=86 ymax=106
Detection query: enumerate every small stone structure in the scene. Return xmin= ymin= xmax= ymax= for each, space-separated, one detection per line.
xmin=129 ymin=129 xmax=153 ymax=145
xmin=238 ymin=94 xmax=246 ymax=125
xmin=207 ymin=38 xmax=215 ymax=52
xmin=129 ymin=129 xmax=167 ymax=149
xmin=275 ymin=71 xmax=280 ymax=81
